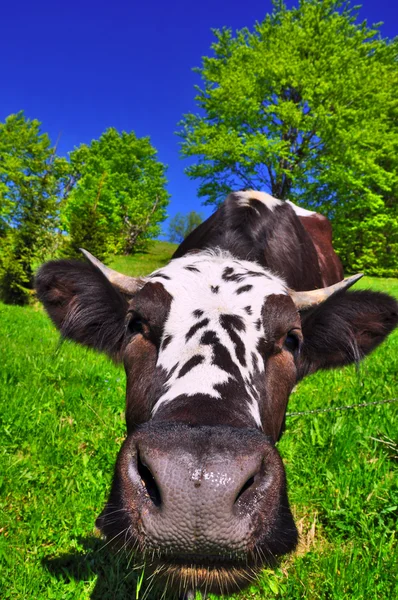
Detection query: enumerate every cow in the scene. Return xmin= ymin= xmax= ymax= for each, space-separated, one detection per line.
xmin=174 ymin=192 xmax=344 ymax=288
xmin=35 ymin=191 xmax=398 ymax=597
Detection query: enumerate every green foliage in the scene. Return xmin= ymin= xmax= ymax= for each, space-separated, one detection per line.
xmin=1 ymin=259 xmax=397 ymax=599
xmin=0 ymin=232 xmax=31 ymax=304
xmin=167 ymin=210 xmax=204 ymax=243
xmin=0 ymin=116 xmax=170 ymax=302
xmin=62 ymin=128 xmax=169 ymax=260
xmin=0 ymin=112 xmax=69 ymax=304
xmin=179 ymin=0 xmax=398 ymax=276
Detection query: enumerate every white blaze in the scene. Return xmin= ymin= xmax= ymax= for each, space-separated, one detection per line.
xmin=148 ymin=250 xmax=287 ymax=427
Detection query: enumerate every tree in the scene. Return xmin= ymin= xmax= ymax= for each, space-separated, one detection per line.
xmin=179 ymin=0 xmax=398 ymax=275
xmin=62 ymin=128 xmax=169 ymax=260
xmin=0 ymin=117 xmax=169 ymax=304
xmin=0 ymin=112 xmax=69 ymax=304
xmin=167 ymin=211 xmax=204 ymax=243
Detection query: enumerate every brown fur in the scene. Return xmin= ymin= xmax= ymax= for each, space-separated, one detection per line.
xmin=299 ymin=213 xmax=343 ymax=286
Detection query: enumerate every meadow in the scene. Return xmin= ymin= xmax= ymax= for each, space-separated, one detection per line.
xmin=1 ymin=241 xmax=397 ymax=600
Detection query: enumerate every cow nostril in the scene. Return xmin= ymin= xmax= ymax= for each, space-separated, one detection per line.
xmin=137 ymin=452 xmax=161 ymax=507
xmin=234 ymin=475 xmax=256 ymax=504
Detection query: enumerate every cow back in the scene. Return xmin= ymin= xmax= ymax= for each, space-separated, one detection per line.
xmin=173 ymin=192 xmax=342 ymax=291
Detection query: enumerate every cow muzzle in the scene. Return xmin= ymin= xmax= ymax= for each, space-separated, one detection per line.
xmin=97 ymin=423 xmax=297 ymax=594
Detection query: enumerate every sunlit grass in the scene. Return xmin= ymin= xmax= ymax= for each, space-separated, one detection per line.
xmin=109 ymin=241 xmax=177 ymax=277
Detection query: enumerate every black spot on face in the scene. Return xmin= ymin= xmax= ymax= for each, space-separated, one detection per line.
xmin=222 ymin=267 xmax=234 ymax=281
xmin=211 ymin=340 xmax=242 ymax=379
xmin=153 ymin=272 xmax=171 ymax=280
xmin=211 ymin=285 xmax=219 ymax=294
xmin=161 ymin=334 xmax=173 ymax=351
xmin=221 ymin=266 xmax=246 ymax=283
xmin=178 ymin=355 xmax=204 ymax=378
xmin=185 ymin=265 xmax=200 ymax=273
xmin=200 ymin=330 xmax=220 ymax=345
xmin=255 ymin=318 xmax=262 ymax=331
xmin=220 ymin=314 xmax=245 ymax=332
xmin=193 ymin=309 xmax=204 ymax=318
xmin=246 ymin=270 xmax=270 ymax=279
xmin=167 ymin=363 xmax=179 ymax=380
xmin=244 ymin=305 xmax=252 ymax=315
xmin=220 ymin=314 xmax=246 ymax=367
xmin=185 ymin=318 xmax=210 ymax=341
xmin=236 ymin=284 xmax=253 ymax=295
xmin=251 ymin=352 xmax=259 ymax=372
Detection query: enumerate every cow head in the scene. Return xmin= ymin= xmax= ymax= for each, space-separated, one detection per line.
xmin=36 ymin=249 xmax=397 ymax=596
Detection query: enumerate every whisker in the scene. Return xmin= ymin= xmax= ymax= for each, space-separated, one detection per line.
xmin=99 ymin=527 xmax=128 ymax=552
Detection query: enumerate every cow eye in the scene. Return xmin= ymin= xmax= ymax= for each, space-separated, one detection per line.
xmin=284 ymin=331 xmax=301 ymax=354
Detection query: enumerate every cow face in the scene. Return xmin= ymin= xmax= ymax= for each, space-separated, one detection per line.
xmin=36 ymin=250 xmax=398 ymax=596
xmin=124 ymin=252 xmax=299 ymax=436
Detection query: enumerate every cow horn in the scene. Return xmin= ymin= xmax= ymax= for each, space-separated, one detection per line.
xmin=290 ymin=273 xmax=363 ymax=310
xmin=80 ymin=249 xmax=145 ymax=294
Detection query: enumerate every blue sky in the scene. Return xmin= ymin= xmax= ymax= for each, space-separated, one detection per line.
xmin=1 ymin=0 xmax=397 ymax=232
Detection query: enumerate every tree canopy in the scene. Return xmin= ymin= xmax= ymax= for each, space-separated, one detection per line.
xmin=62 ymin=128 xmax=169 ymax=259
xmin=0 ymin=115 xmax=169 ymax=303
xmin=179 ymin=0 xmax=398 ymax=275
xmin=167 ymin=210 xmax=204 ymax=243
xmin=0 ymin=113 xmax=69 ymax=303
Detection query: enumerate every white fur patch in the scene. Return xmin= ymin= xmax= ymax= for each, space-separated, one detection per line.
xmin=286 ymin=200 xmax=315 ymax=217
xmin=148 ymin=250 xmax=288 ymax=427
xmin=232 ymin=191 xmax=316 ymax=219
xmin=234 ymin=190 xmax=283 ymax=212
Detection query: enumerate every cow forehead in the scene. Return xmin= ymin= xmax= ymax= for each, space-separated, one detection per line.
xmin=146 ymin=251 xmax=289 ymax=426
xmin=148 ymin=250 xmax=288 ymax=314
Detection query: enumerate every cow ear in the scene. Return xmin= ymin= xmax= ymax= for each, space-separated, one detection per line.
xmin=298 ymin=290 xmax=398 ymax=378
xmin=35 ymin=260 xmax=129 ymax=360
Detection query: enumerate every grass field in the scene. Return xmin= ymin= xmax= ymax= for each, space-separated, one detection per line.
xmin=1 ymin=241 xmax=397 ymax=599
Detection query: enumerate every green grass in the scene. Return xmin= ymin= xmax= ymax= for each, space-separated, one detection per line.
xmin=109 ymin=240 xmax=178 ymax=277
xmin=1 ymin=244 xmax=397 ymax=599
